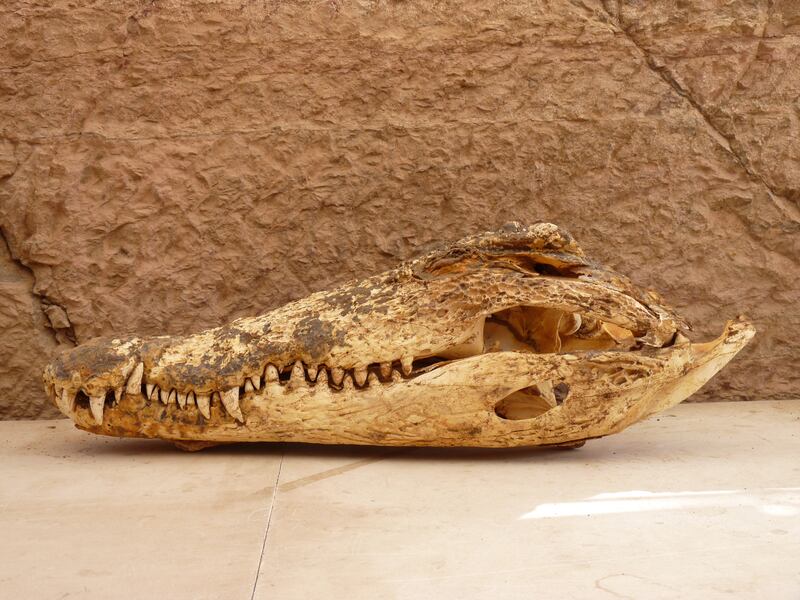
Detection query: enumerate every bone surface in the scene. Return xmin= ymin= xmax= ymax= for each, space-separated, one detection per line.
xmin=42 ymin=223 xmax=754 ymax=449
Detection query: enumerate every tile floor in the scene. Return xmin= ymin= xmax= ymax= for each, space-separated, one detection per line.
xmin=1 ymin=400 xmax=798 ymax=599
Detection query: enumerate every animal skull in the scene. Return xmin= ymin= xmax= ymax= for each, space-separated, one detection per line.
xmin=43 ymin=222 xmax=754 ymax=450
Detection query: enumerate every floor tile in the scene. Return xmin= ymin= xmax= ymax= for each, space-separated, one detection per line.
xmin=254 ymin=401 xmax=800 ymax=600
xmin=0 ymin=421 xmax=282 ymax=599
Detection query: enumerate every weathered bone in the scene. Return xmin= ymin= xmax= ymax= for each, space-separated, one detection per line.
xmin=42 ymin=223 xmax=754 ymax=449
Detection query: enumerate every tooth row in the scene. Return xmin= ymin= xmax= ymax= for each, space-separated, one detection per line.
xmin=56 ymin=356 xmax=416 ymax=426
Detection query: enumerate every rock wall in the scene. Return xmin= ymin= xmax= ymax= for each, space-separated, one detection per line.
xmin=1 ymin=0 xmax=798 ymax=419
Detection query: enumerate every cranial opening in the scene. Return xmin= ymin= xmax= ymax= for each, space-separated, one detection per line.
xmin=416 ymin=305 xmax=636 ymax=372
xmin=494 ymin=381 xmax=571 ymax=420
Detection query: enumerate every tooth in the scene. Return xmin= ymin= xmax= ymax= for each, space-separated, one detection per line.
xmin=307 ymin=365 xmax=318 ymax=381
xmin=289 ymin=361 xmax=306 ymax=387
xmin=221 ymin=388 xmax=244 ymax=423
xmin=380 ymin=362 xmax=392 ymax=379
xmin=331 ymin=367 xmax=344 ymax=385
xmin=113 ymin=388 xmax=122 ymax=405
xmin=342 ymin=374 xmax=354 ymax=391
xmin=187 ymin=391 xmax=196 ymax=406
xmin=251 ymin=375 xmax=261 ymax=390
xmin=244 ymin=379 xmax=255 ymax=393
xmin=159 ymin=388 xmax=168 ymax=404
xmin=196 ymin=394 xmax=211 ymax=418
xmin=177 ymin=391 xmax=187 ymax=408
xmin=367 ymin=372 xmax=379 ymax=386
xmin=265 ymin=364 xmax=279 ymax=382
xmin=401 ymin=356 xmax=413 ymax=375
xmin=125 ymin=362 xmax=144 ymax=395
xmin=89 ymin=395 xmax=105 ymax=425
xmin=354 ymin=367 xmax=367 ymax=386
xmin=316 ymin=368 xmax=328 ymax=386
xmin=146 ymin=383 xmax=155 ymax=400
xmin=391 ymin=369 xmax=403 ymax=383
xmin=167 ymin=389 xmax=177 ymax=404
xmin=60 ymin=388 xmax=76 ymax=413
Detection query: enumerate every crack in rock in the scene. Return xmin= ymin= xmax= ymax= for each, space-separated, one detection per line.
xmin=595 ymin=2 xmax=800 ymax=221
xmin=0 ymin=227 xmax=77 ymax=346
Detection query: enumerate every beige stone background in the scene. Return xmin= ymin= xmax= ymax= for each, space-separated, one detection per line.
xmin=1 ymin=0 xmax=798 ymax=419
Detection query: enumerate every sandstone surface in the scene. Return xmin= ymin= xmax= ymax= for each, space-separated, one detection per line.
xmin=1 ymin=0 xmax=798 ymax=419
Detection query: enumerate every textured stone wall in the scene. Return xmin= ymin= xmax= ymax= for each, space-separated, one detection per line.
xmin=1 ymin=0 xmax=798 ymax=419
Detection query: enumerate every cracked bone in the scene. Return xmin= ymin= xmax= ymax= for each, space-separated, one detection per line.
xmin=42 ymin=223 xmax=754 ymax=450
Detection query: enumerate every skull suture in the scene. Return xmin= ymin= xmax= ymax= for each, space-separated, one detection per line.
xmin=43 ymin=223 xmax=754 ymax=450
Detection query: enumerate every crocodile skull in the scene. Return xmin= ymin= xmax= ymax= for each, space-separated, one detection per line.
xmin=43 ymin=222 xmax=754 ymax=449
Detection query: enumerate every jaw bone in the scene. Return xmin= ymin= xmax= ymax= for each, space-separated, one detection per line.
xmin=42 ymin=222 xmax=754 ymax=449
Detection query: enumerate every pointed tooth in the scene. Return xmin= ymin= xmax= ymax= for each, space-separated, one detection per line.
xmin=380 ymin=362 xmax=392 ymax=379
xmin=146 ymin=383 xmax=155 ymax=400
xmin=291 ymin=360 xmax=305 ymax=381
xmin=221 ymin=388 xmax=244 ymax=423
xmin=187 ymin=391 xmax=196 ymax=406
xmin=251 ymin=374 xmax=261 ymax=390
xmin=177 ymin=391 xmax=187 ymax=408
xmin=288 ymin=361 xmax=307 ymax=388
xmin=316 ymin=368 xmax=328 ymax=386
xmin=167 ymin=389 xmax=177 ymax=404
xmin=196 ymin=394 xmax=211 ymax=419
xmin=307 ymin=365 xmax=318 ymax=382
xmin=244 ymin=379 xmax=255 ymax=393
xmin=354 ymin=367 xmax=367 ymax=386
xmin=114 ymin=388 xmax=122 ymax=405
xmin=125 ymin=362 xmax=144 ymax=395
xmin=265 ymin=364 xmax=279 ymax=382
xmin=391 ymin=369 xmax=403 ymax=383
xmin=159 ymin=387 xmax=168 ymax=404
xmin=401 ymin=356 xmax=413 ymax=375
xmin=89 ymin=395 xmax=104 ymax=425
xmin=60 ymin=388 xmax=76 ymax=413
xmin=331 ymin=367 xmax=344 ymax=385
xmin=367 ymin=372 xmax=379 ymax=386
xmin=342 ymin=374 xmax=355 ymax=391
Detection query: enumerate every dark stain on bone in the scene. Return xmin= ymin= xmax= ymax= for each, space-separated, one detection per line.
xmin=293 ymin=315 xmax=345 ymax=360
